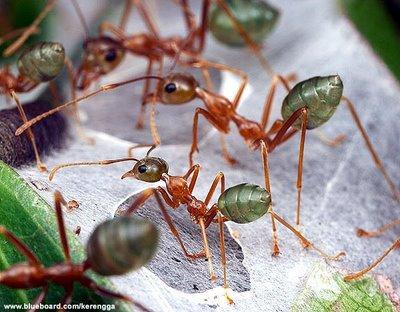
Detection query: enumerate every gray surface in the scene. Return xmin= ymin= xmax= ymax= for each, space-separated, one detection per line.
xmin=16 ymin=0 xmax=400 ymax=311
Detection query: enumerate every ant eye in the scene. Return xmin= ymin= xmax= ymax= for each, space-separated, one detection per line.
xmin=105 ymin=49 xmax=117 ymax=62
xmin=164 ymin=83 xmax=177 ymax=93
xmin=138 ymin=165 xmax=147 ymax=173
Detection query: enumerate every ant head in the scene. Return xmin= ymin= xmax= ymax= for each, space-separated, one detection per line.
xmin=77 ymin=36 xmax=125 ymax=90
xmin=159 ymin=73 xmax=198 ymax=104
xmin=121 ymin=157 xmax=169 ymax=182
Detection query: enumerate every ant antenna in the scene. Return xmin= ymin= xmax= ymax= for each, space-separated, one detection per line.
xmin=71 ymin=0 xmax=90 ymax=38
xmin=49 ymin=157 xmax=140 ymax=181
xmin=16 ymin=75 xmax=164 ymax=135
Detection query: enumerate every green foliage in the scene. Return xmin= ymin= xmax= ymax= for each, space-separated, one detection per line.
xmin=341 ymin=0 xmax=400 ymax=81
xmin=292 ymin=263 xmax=395 ymax=312
xmin=0 ymin=161 xmax=130 ymax=310
xmin=0 ymin=0 xmax=52 ymax=62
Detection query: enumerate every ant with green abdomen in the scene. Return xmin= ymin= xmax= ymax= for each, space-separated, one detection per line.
xmin=16 ymin=70 xmax=398 ymax=231
xmin=47 ymin=143 xmax=345 ymax=303
xmin=0 ymin=190 xmax=157 ymax=311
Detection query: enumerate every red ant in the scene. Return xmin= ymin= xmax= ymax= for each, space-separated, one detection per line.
xmin=48 ymin=144 xmax=345 ymax=303
xmin=0 ymin=190 xmax=157 ymax=311
xmin=19 ymin=71 xmax=399 ymax=230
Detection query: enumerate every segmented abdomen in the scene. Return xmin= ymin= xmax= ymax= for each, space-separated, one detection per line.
xmin=86 ymin=216 xmax=158 ymax=276
xmin=17 ymin=42 xmax=65 ymax=83
xmin=281 ymin=75 xmax=343 ymax=129
xmin=209 ymin=0 xmax=280 ymax=47
xmin=217 ymin=183 xmax=270 ymax=223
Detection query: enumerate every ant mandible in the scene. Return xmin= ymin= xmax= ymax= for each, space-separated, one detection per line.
xmin=0 ymin=190 xmax=158 ymax=311
xmin=48 ymin=144 xmax=345 ymax=303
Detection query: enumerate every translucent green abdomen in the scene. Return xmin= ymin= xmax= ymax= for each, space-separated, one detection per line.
xmin=209 ymin=0 xmax=279 ymax=47
xmin=17 ymin=42 xmax=65 ymax=83
xmin=281 ymin=75 xmax=344 ymax=129
xmin=217 ymin=183 xmax=270 ymax=223
xmin=87 ymin=216 xmax=158 ymax=276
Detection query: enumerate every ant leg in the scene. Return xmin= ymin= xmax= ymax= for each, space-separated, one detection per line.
xmin=268 ymin=210 xmax=346 ymax=261
xmin=153 ymin=189 xmax=207 ymax=260
xmin=193 ymin=0 xmax=211 ymax=53
xmin=149 ymin=58 xmax=164 ymax=146
xmin=119 ymin=0 xmax=133 ymax=30
xmin=198 ymin=217 xmax=217 ymax=281
xmin=296 ymin=109 xmax=308 ymax=226
xmin=121 ymin=188 xmax=206 ymax=259
xmin=173 ymin=0 xmax=197 ymax=37
xmin=57 ymin=286 xmax=73 ymax=311
xmin=98 ymin=21 xmax=126 ymax=40
xmin=29 ymin=284 xmax=49 ymax=312
xmin=132 ymin=0 xmax=160 ymax=39
xmin=218 ymin=213 xmax=234 ymax=304
xmin=196 ymin=65 xmax=237 ymax=164
xmin=190 ymin=58 xmax=248 ymax=109
xmin=0 ymin=26 xmax=40 ymax=46
xmin=189 ymin=107 xmax=229 ymax=166
xmin=64 ymin=56 xmax=95 ymax=145
xmin=314 ymin=130 xmax=347 ymax=147
xmin=135 ymin=60 xmax=154 ymax=129
xmin=54 ymin=191 xmax=71 ymax=262
xmin=0 ymin=226 xmax=40 ymax=266
xmin=204 ymin=172 xmax=225 ymax=207
xmin=183 ymin=164 xmax=201 ymax=193
xmin=260 ymin=141 xmax=280 ymax=256
xmin=357 ymin=219 xmax=400 ymax=238
xmin=79 ymin=276 xmax=151 ymax=312
xmin=15 ymin=75 xmax=163 ymax=136
xmin=213 ymin=0 xmax=275 ymax=76
xmin=342 ymin=96 xmax=400 ymax=202
xmin=260 ymin=74 xmax=297 ymax=131
xmin=344 ymin=237 xmax=400 ymax=281
xmin=4 ymin=0 xmax=57 ymax=56
xmin=10 ymin=91 xmax=47 ymax=172
xmin=268 ymin=108 xmax=310 ymax=226
xmin=49 ymin=157 xmax=139 ymax=181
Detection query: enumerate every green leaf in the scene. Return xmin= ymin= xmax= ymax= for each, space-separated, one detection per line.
xmin=292 ymin=263 xmax=395 ymax=312
xmin=340 ymin=0 xmax=400 ymax=82
xmin=0 ymin=161 xmax=131 ymax=310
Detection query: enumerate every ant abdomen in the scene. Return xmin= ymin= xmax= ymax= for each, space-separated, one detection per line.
xmin=86 ymin=216 xmax=158 ymax=276
xmin=17 ymin=42 xmax=65 ymax=83
xmin=209 ymin=0 xmax=280 ymax=47
xmin=217 ymin=183 xmax=271 ymax=223
xmin=281 ymin=75 xmax=344 ymax=130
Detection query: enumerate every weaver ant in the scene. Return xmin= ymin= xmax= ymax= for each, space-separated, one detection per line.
xmin=48 ymin=144 xmax=345 ymax=303
xmin=19 ymin=70 xmax=397 ymax=229
xmin=0 ymin=190 xmax=157 ymax=311
xmin=0 ymin=41 xmax=72 ymax=172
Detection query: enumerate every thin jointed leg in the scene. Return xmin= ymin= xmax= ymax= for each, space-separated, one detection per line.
xmin=260 ymin=141 xmax=280 ymax=256
xmin=260 ymin=74 xmax=296 ymax=130
xmin=218 ymin=213 xmax=234 ymax=304
xmin=0 ymin=226 xmax=41 ymax=266
xmin=296 ymin=109 xmax=308 ymax=226
xmin=342 ymin=96 xmax=400 ymax=202
xmin=29 ymin=285 xmax=48 ymax=312
xmin=11 ymin=91 xmax=46 ymax=172
xmin=4 ymin=0 xmax=58 ymax=56
xmin=344 ymin=237 xmax=400 ymax=281
xmin=269 ymin=210 xmax=345 ymax=261
xmin=54 ymin=191 xmax=71 ymax=262
xmin=357 ymin=219 xmax=400 ymax=238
